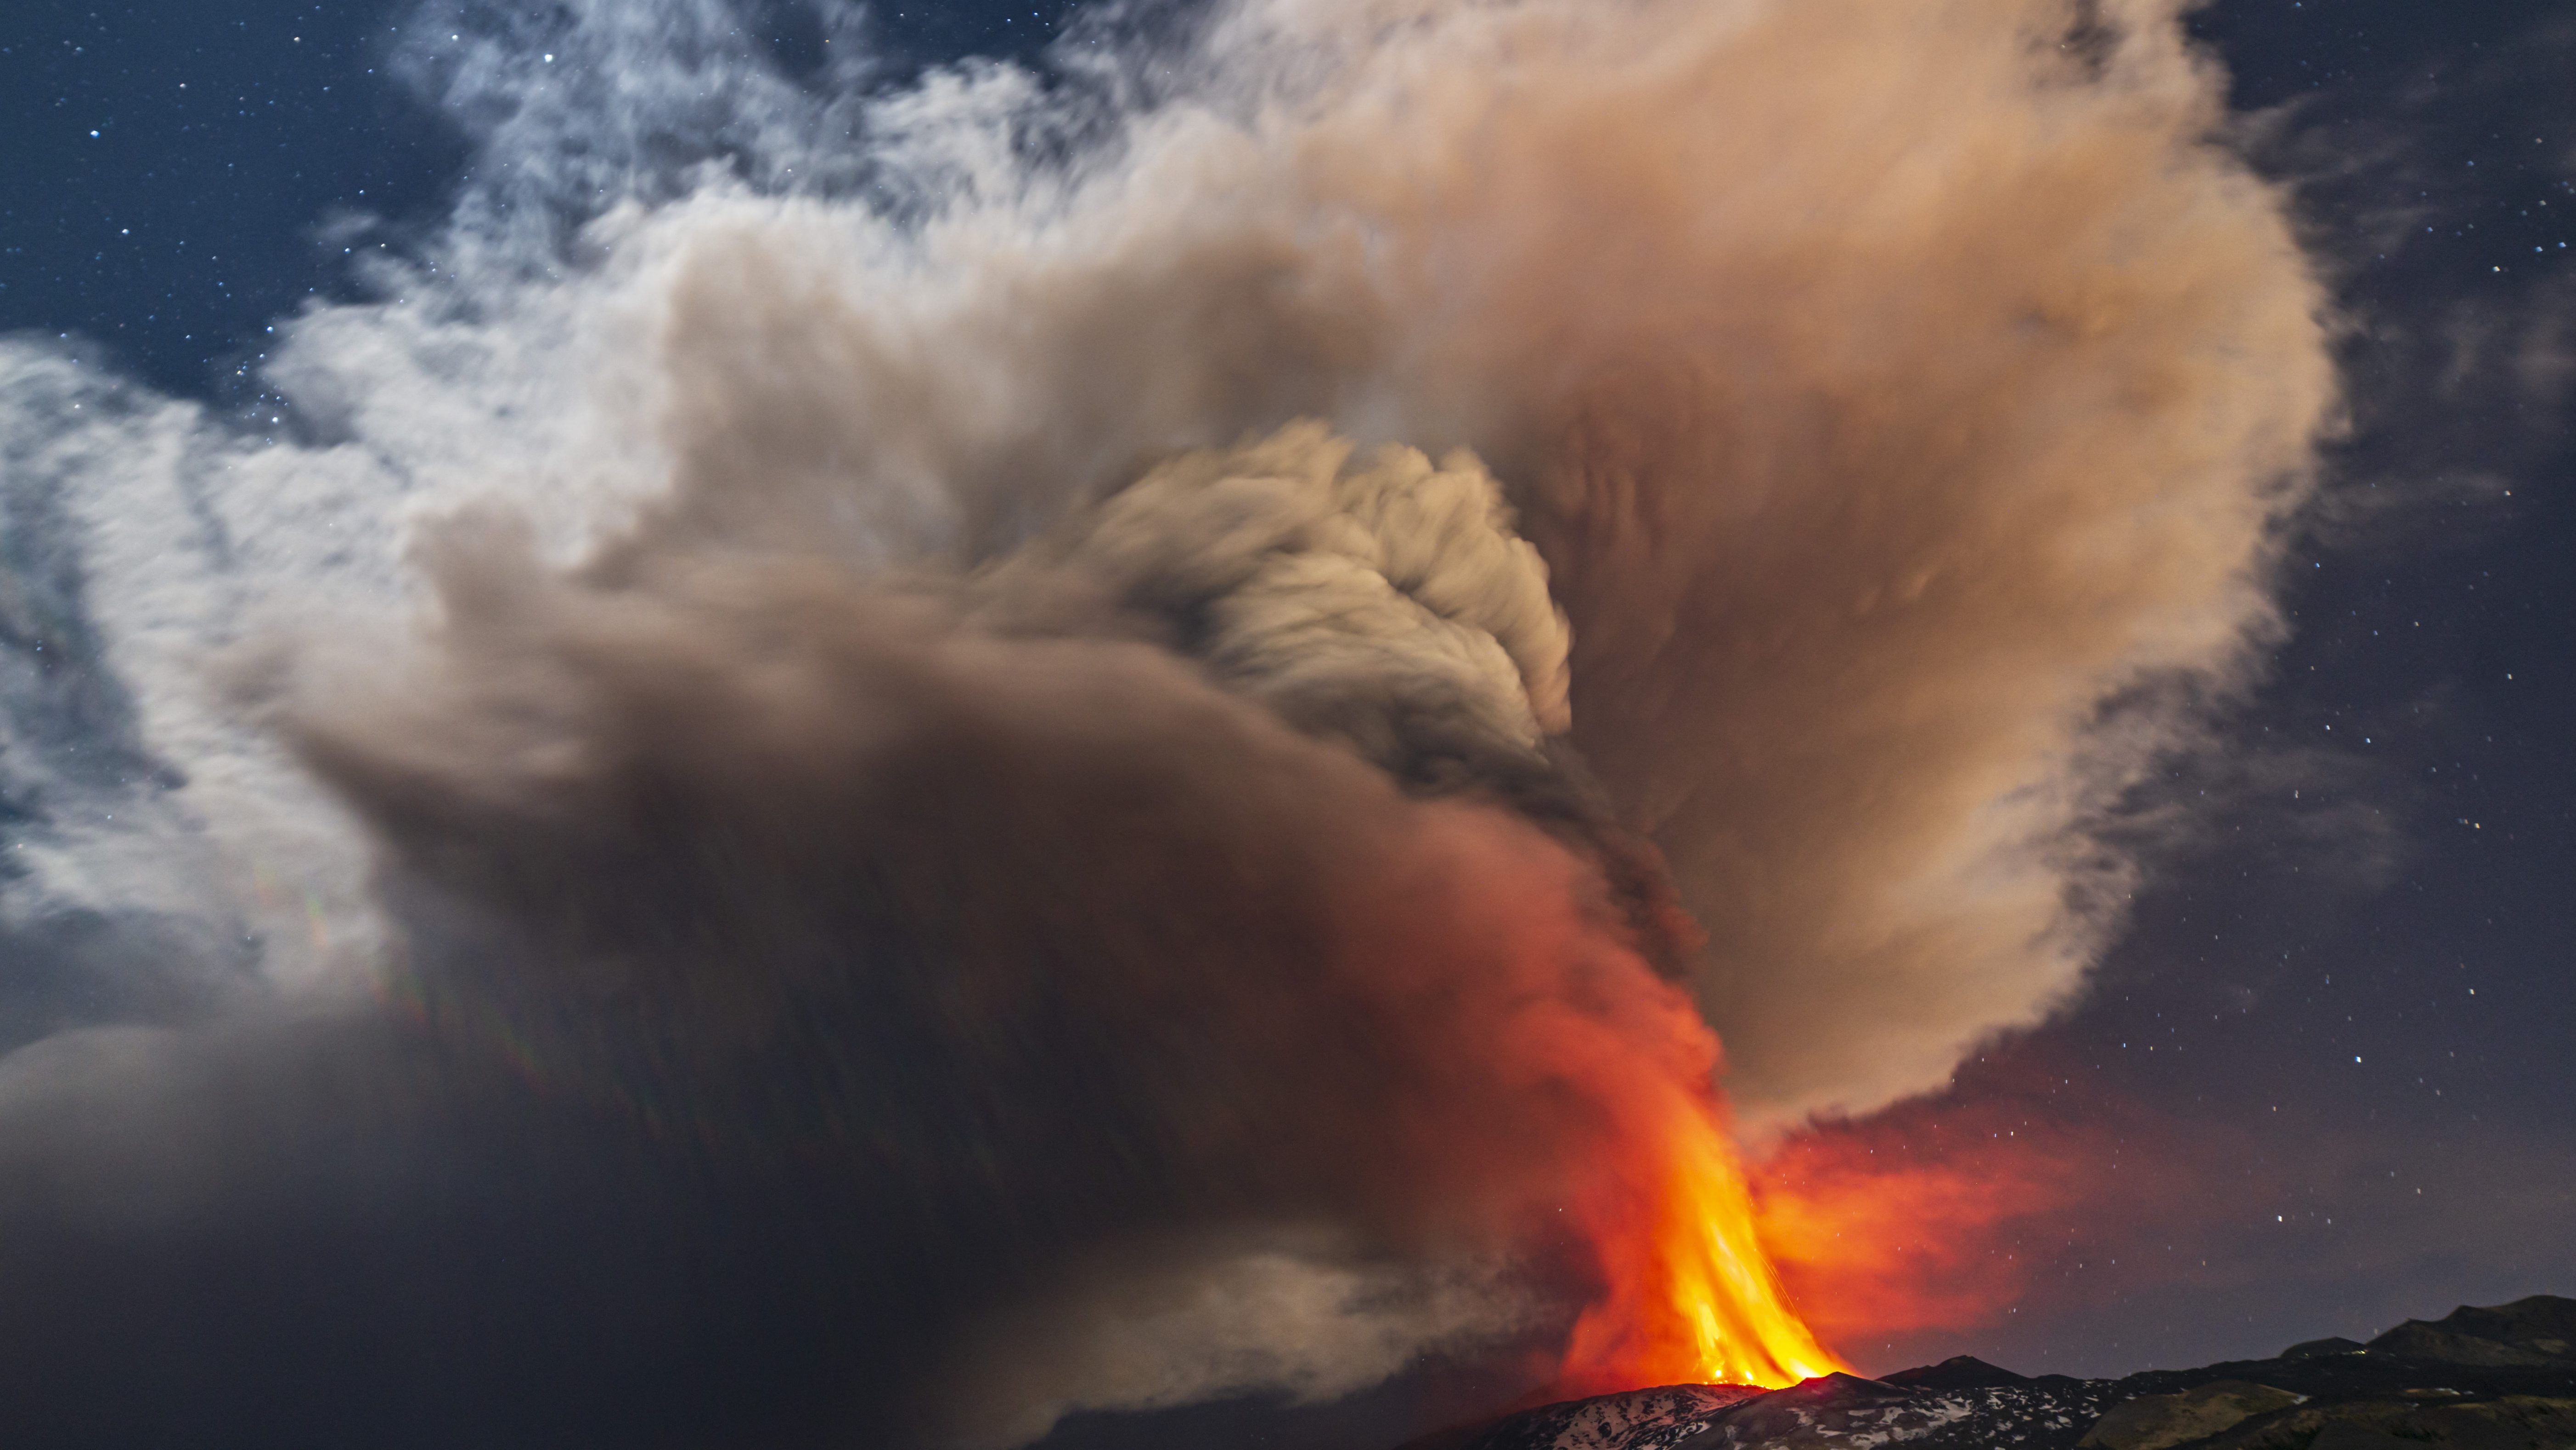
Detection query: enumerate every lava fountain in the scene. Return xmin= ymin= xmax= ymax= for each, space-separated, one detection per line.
xmin=1532 ymin=972 xmax=1846 ymax=1395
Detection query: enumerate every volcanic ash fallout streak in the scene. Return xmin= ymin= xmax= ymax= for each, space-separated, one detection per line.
xmin=0 ymin=0 xmax=2333 ymax=1439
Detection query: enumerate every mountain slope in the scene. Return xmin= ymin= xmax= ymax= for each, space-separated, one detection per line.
xmin=1402 ymin=1294 xmax=2576 ymax=1450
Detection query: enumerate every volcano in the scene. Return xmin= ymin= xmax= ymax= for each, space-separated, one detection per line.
xmin=1400 ymin=1295 xmax=2576 ymax=1450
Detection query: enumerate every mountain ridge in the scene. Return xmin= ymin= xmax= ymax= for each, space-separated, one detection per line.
xmin=1397 ymin=1294 xmax=2576 ymax=1450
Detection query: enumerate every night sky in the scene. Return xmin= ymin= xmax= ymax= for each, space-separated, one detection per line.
xmin=1 ymin=0 xmax=2570 ymax=1437
xmin=1909 ymin=0 xmax=2576 ymax=1371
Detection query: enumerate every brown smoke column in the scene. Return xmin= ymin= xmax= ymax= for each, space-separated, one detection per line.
xmin=1284 ymin=0 xmax=2338 ymax=1124
xmin=243 ymin=0 xmax=2334 ymax=1435
xmin=569 ymin=0 xmax=2334 ymax=1128
xmin=281 ymin=493 xmax=1776 ymax=1438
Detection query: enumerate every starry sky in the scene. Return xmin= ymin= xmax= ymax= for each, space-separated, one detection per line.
xmin=1908 ymin=0 xmax=2576 ymax=1372
xmin=0 ymin=0 xmax=2569 ymax=1423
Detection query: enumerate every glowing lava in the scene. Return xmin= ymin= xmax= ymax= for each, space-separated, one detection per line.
xmin=1557 ymin=1096 xmax=1845 ymax=1393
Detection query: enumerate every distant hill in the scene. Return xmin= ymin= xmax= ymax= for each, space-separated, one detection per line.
xmin=1400 ymin=1294 xmax=2576 ymax=1450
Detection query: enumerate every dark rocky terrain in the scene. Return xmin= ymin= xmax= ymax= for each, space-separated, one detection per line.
xmin=1403 ymin=1295 xmax=2576 ymax=1450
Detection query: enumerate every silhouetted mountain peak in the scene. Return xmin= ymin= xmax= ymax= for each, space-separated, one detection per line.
xmin=1883 ymin=1354 xmax=2032 ymax=1389
xmin=2368 ymin=1294 xmax=2576 ymax=1367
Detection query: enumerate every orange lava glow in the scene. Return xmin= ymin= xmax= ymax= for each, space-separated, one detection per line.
xmin=1556 ymin=1098 xmax=1846 ymax=1394
xmin=1426 ymin=831 xmax=1847 ymax=1397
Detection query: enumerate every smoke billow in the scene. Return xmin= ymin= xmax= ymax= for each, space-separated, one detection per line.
xmin=281 ymin=425 xmax=1745 ymax=1434
xmin=0 ymin=0 xmax=2333 ymax=1440
xmin=458 ymin=0 xmax=2334 ymax=1125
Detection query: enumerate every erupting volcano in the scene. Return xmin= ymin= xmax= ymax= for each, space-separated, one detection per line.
xmin=0 ymin=0 xmax=2361 ymax=1443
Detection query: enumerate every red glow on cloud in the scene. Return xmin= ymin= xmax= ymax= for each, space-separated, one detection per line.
xmin=1749 ymin=1075 xmax=2132 ymax=1345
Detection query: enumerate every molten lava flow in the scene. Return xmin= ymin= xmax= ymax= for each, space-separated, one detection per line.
xmin=1556 ymin=1093 xmax=1845 ymax=1394
xmin=1435 ymin=836 xmax=1843 ymax=1397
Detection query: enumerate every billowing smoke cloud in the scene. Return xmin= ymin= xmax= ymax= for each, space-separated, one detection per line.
xmin=0 ymin=0 xmax=2332 ymax=1439
xmin=364 ymin=0 xmax=2329 ymax=1125
xmin=268 ymin=425 xmax=1751 ymax=1436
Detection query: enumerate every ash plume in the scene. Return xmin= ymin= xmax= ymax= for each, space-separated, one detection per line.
xmin=270 ymin=426 xmax=1717 ymax=1441
xmin=0 ymin=0 xmax=2334 ymax=1441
